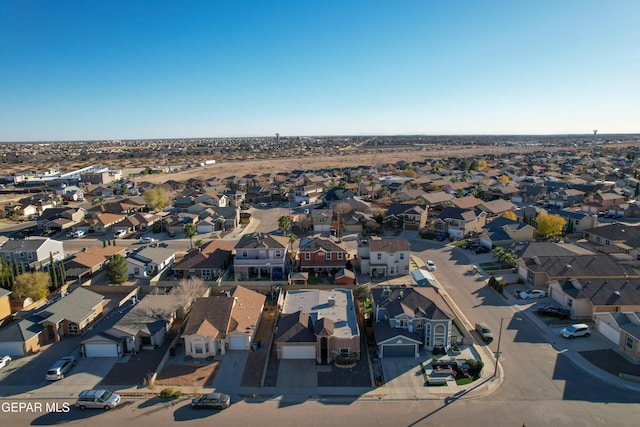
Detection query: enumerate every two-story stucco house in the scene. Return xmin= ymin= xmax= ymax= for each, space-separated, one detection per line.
xmin=233 ymin=232 xmax=289 ymax=280
xmin=371 ymin=286 xmax=455 ymax=357
xmin=0 ymin=237 xmax=65 ymax=270
xmin=358 ymin=237 xmax=410 ymax=277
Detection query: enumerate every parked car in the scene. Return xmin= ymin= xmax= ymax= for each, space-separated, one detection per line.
xmin=436 ymin=233 xmax=449 ymax=241
xmin=114 ymin=229 xmax=127 ymax=238
xmin=140 ymin=236 xmax=156 ymax=244
xmin=426 ymin=260 xmax=436 ymax=271
xmin=0 ymin=355 xmax=11 ymax=370
xmin=475 ymin=322 xmax=494 ymax=343
xmin=75 ymin=389 xmax=121 ymax=410
xmin=472 ymin=246 xmax=490 ymax=254
xmin=536 ymin=305 xmax=570 ymax=319
xmin=560 ymin=323 xmax=591 ymax=339
xmin=46 ymin=356 xmax=76 ymax=381
xmin=519 ymin=289 xmax=546 ymax=299
xmin=70 ymin=230 xmax=85 ymax=238
xmin=191 ymin=392 xmax=231 ymax=410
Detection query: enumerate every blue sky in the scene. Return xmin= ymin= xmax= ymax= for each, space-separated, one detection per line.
xmin=1 ymin=0 xmax=639 ymax=141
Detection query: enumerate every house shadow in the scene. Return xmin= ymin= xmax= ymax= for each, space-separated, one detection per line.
xmin=552 ymin=352 xmax=640 ymax=403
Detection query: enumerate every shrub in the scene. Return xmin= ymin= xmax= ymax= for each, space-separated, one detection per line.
xmin=465 ymin=359 xmax=484 ymax=379
xmin=159 ymin=388 xmax=182 ymax=399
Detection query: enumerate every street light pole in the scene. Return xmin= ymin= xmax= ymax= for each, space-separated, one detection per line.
xmin=494 ymin=317 xmax=504 ymax=378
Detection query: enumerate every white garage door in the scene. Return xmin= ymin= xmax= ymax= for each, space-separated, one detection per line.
xmin=229 ymin=337 xmax=246 ymax=350
xmin=597 ymin=320 xmax=620 ymax=344
xmin=281 ymin=345 xmax=316 ymax=359
xmin=84 ymin=343 xmax=119 ymax=358
xmin=0 ymin=342 xmax=25 ymax=356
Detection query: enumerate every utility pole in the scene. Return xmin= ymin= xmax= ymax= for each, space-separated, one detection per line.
xmin=494 ymin=317 xmax=504 ymax=378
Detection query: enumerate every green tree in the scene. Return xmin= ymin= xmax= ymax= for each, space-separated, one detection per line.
xmin=353 ymin=285 xmax=371 ymax=302
xmin=144 ymin=186 xmax=171 ymax=212
xmin=13 ymin=271 xmax=50 ymax=300
xmin=278 ymin=215 xmax=291 ymax=236
xmin=195 ymin=239 xmax=203 ymax=248
xmin=183 ymin=222 xmax=197 ymax=248
xmin=106 ymin=254 xmax=128 ymax=284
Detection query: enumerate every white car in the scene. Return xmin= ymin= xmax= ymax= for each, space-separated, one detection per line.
xmin=0 ymin=355 xmax=11 ymax=370
xmin=426 ymin=260 xmax=436 ymax=271
xmin=72 ymin=230 xmax=86 ymax=238
xmin=560 ymin=323 xmax=591 ymax=339
xmin=519 ymin=289 xmax=546 ymax=299
xmin=140 ymin=236 xmax=156 ymax=244
xmin=114 ymin=229 xmax=127 ymax=238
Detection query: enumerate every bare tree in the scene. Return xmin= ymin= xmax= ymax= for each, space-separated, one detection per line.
xmin=333 ymin=201 xmax=352 ymax=239
xmin=170 ymin=277 xmax=207 ymax=308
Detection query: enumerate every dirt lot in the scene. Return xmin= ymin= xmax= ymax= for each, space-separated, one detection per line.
xmin=155 ymin=361 xmax=220 ymax=387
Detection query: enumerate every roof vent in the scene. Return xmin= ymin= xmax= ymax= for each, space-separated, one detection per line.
xmin=566 ymin=265 xmax=572 ymax=269
xmin=614 ymin=290 xmax=621 ymax=297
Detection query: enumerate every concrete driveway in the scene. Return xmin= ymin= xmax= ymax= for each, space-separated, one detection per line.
xmin=276 ymin=360 xmax=317 ymax=388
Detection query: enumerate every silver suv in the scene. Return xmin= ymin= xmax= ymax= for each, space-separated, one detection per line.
xmin=45 ymin=356 xmax=76 ymax=381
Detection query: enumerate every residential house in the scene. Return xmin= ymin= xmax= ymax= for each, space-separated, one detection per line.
xmin=64 ymin=245 xmax=127 ymax=285
xmin=0 ymin=237 xmax=64 ymax=270
xmin=451 ymin=196 xmax=483 ymax=210
xmin=0 ymin=288 xmax=11 ymax=325
xmin=106 ymin=295 xmax=184 ymax=353
xmin=298 ymin=237 xmax=349 ymax=274
xmin=548 ymin=189 xmax=586 ymax=208
xmin=274 ymin=289 xmax=360 ymax=364
xmin=477 ymin=199 xmax=517 ymax=218
xmin=358 ymin=237 xmax=410 ymax=277
xmin=422 ymin=191 xmax=454 ymax=208
xmin=311 ymin=209 xmax=333 ymax=234
xmin=0 ymin=315 xmax=45 ymax=356
xmin=384 ymin=203 xmax=428 ymax=231
xmin=233 ymin=232 xmax=289 ymax=280
xmin=582 ymin=223 xmax=640 ymax=258
xmin=114 ymin=212 xmax=161 ymax=235
xmin=223 ymin=189 xmax=246 ymax=207
xmin=37 ymin=207 xmax=85 ymax=232
xmin=172 ymin=240 xmax=233 ymax=281
xmin=595 ymin=311 xmax=640 ymax=362
xmin=87 ymin=213 xmax=127 ymax=234
xmin=433 ymin=207 xmax=487 ymax=240
xmin=517 ymin=254 xmax=639 ymax=289
xmin=479 ymin=216 xmax=536 ymax=249
xmin=546 ymin=209 xmax=599 ymax=233
xmin=34 ymin=287 xmax=105 ymax=342
xmin=127 ymin=246 xmax=176 ymax=279
xmin=371 ymin=286 xmax=455 ymax=357
xmin=582 ymin=191 xmax=626 ymax=214
xmin=182 ymin=286 xmax=266 ymax=357
xmin=194 ymin=191 xmax=229 ymax=207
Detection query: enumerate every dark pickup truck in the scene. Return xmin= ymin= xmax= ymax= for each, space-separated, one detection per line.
xmin=536 ymin=305 xmax=570 ymax=319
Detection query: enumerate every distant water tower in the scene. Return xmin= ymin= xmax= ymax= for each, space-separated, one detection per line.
xmin=593 ymin=130 xmax=598 ymax=140
xmin=275 ymin=133 xmax=280 ymax=143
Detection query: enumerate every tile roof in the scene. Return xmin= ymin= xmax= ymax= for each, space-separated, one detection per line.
xmin=181 ymin=297 xmax=234 ymax=339
xmin=368 ymin=237 xmax=410 ymax=253
xmin=371 ymin=287 xmax=454 ymax=321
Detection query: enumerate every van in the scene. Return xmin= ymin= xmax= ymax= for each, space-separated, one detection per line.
xmin=45 ymin=356 xmax=76 ymax=381
xmin=75 ymin=389 xmax=121 ymax=410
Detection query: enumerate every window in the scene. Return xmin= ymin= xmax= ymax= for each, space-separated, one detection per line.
xmin=605 ymin=239 xmax=610 ymax=246
xmin=326 ymin=252 xmax=331 ymax=260
xmin=425 ymin=324 xmax=431 ymax=347
xmin=567 ymin=299 xmax=573 ymax=307
xmin=305 ymin=253 xmax=311 ymax=260
xmin=340 ymin=348 xmax=349 ymax=357
xmin=626 ymin=336 xmax=634 ymax=349
xmin=414 ymin=320 xmax=424 ymax=330
xmin=399 ymin=318 xmax=408 ymax=327
xmin=68 ymin=323 xmax=79 ymax=334
xmin=337 ymin=252 xmax=343 ymax=260
xmin=242 ymin=250 xmax=248 ymax=258
xmin=377 ymin=253 xmax=382 ymax=261
xmin=400 ymin=253 xmax=405 ymax=260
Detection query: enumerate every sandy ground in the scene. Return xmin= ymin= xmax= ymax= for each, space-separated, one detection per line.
xmin=125 ymin=144 xmax=564 ymax=185
xmin=155 ymin=361 xmax=220 ymax=387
